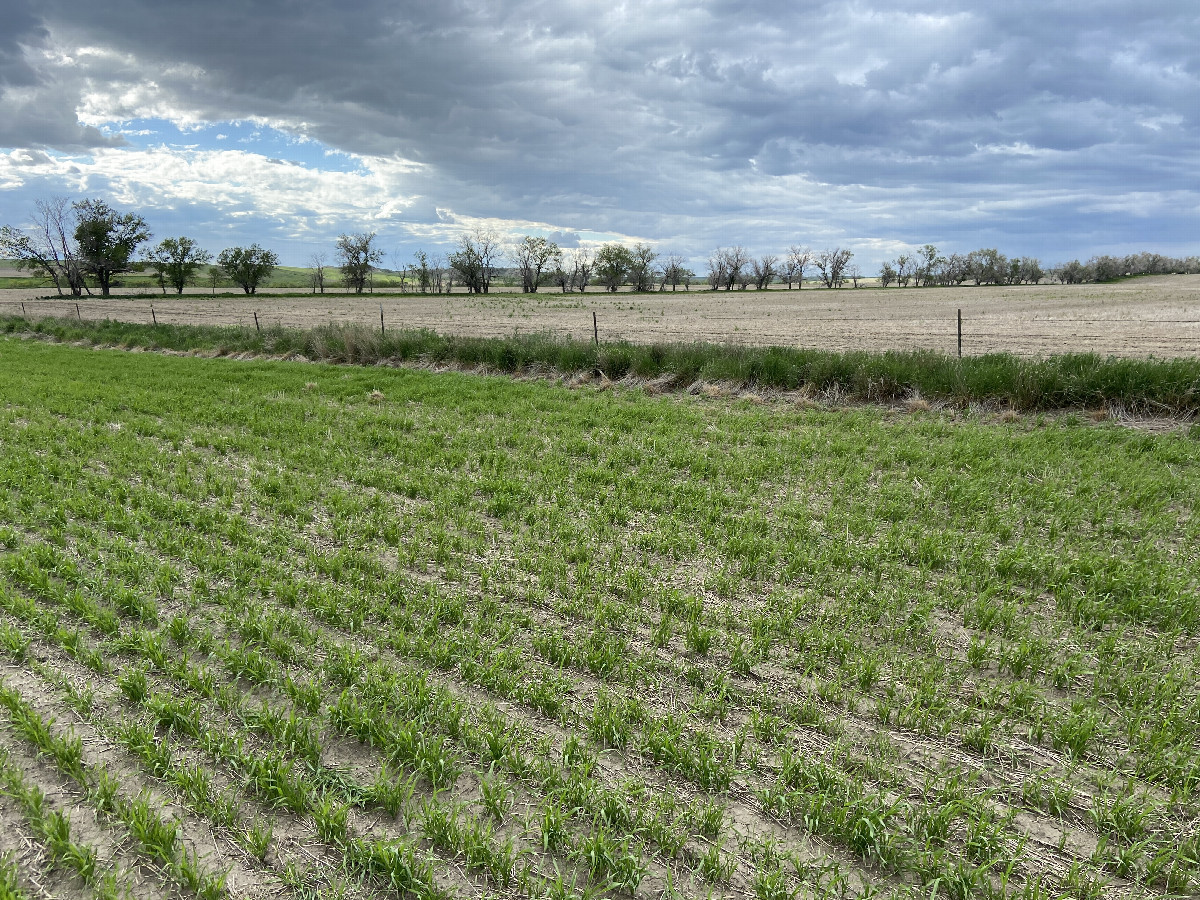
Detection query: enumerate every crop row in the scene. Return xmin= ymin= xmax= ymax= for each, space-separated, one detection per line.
xmin=0 ymin=340 xmax=1197 ymax=899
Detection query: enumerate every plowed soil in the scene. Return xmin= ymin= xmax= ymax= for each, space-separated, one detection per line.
xmin=4 ymin=275 xmax=1200 ymax=357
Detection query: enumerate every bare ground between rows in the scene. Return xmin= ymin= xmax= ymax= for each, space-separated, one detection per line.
xmin=4 ymin=275 xmax=1200 ymax=358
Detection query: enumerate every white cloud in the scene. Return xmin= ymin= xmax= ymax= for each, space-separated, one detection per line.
xmin=0 ymin=0 xmax=1198 ymax=265
xmin=0 ymin=145 xmax=420 ymax=222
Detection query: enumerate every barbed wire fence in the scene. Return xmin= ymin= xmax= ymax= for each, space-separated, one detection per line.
xmin=6 ymin=297 xmax=1200 ymax=359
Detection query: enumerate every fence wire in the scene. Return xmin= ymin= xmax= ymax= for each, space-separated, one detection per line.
xmin=6 ymin=297 xmax=1200 ymax=359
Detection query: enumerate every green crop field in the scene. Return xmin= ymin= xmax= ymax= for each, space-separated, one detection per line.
xmin=0 ymin=338 xmax=1197 ymax=900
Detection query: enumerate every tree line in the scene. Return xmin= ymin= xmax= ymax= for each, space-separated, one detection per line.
xmin=4 ymin=197 xmax=1198 ymax=297
xmin=878 ymin=246 xmax=1200 ymax=287
xmin=0 ymin=198 xmax=281 ymax=296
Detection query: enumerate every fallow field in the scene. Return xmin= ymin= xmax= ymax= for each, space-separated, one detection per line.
xmin=0 ymin=338 xmax=1198 ymax=900
xmin=4 ymin=274 xmax=1200 ymax=358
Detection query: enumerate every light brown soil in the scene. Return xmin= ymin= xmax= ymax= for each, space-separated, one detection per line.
xmin=3 ymin=275 xmax=1200 ymax=358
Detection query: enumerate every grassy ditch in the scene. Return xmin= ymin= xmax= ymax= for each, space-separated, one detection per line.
xmin=5 ymin=313 xmax=1200 ymax=414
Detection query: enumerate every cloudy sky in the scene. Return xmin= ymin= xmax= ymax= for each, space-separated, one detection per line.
xmin=1 ymin=0 xmax=1197 ymax=269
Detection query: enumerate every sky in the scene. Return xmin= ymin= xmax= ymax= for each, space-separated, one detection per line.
xmin=1 ymin=0 xmax=1197 ymax=270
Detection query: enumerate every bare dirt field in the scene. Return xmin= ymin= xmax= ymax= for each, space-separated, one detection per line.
xmin=4 ymin=275 xmax=1200 ymax=357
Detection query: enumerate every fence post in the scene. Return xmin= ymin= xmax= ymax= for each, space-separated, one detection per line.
xmin=20 ymin=303 xmax=26 ymax=316
xmin=151 ymin=305 xmax=157 ymax=326
xmin=957 ymin=308 xmax=962 ymax=358
xmin=76 ymin=303 xmax=81 ymax=321
xmin=380 ymin=304 xmax=385 ymax=335
xmin=593 ymin=311 xmax=598 ymax=346
xmin=253 ymin=311 xmax=260 ymax=333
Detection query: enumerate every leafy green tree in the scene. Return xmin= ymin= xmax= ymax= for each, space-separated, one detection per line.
xmin=145 ymin=237 xmax=212 ymax=294
xmin=412 ymin=250 xmax=432 ymax=293
xmin=72 ymin=199 xmax=151 ymax=296
xmin=217 ymin=244 xmax=279 ymax=294
xmin=966 ymin=248 xmax=1005 ymax=285
xmin=510 ymin=236 xmax=561 ymax=293
xmin=1018 ymin=256 xmax=1044 ymax=284
xmin=594 ymin=243 xmax=633 ymax=292
xmin=628 ymin=243 xmax=658 ymax=292
xmin=336 ymin=232 xmax=384 ymax=294
xmin=914 ymin=244 xmax=938 ymax=287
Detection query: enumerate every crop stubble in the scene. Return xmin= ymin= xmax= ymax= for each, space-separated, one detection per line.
xmin=3 ymin=274 xmax=1200 ymax=358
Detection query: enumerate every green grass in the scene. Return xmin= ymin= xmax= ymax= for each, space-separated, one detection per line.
xmin=0 ymin=337 xmax=1198 ymax=898
xmin=6 ymin=314 xmax=1200 ymax=414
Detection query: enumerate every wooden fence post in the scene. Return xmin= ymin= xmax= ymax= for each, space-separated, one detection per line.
xmin=957 ymin=308 xmax=962 ymax=358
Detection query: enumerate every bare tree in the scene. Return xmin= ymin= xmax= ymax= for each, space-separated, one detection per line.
xmin=510 ymin=236 xmax=561 ymax=293
xmin=551 ymin=259 xmax=572 ymax=293
xmin=784 ymin=245 xmax=811 ymax=290
xmin=569 ymin=248 xmax=594 ymax=293
xmin=706 ymin=249 xmax=727 ymax=291
xmin=722 ymin=246 xmax=749 ymax=290
xmin=449 ymin=228 xmax=502 ymax=293
xmin=751 ymin=254 xmax=778 ymax=290
xmin=0 ymin=224 xmax=57 ymax=293
xmin=0 ymin=198 xmax=91 ymax=295
xmin=425 ymin=252 xmax=447 ymax=293
xmin=309 ymin=252 xmax=328 ymax=294
xmin=660 ymin=253 xmax=686 ymax=291
xmin=847 ymin=263 xmax=862 ymax=288
xmin=736 ymin=264 xmax=752 ymax=290
xmin=814 ymin=248 xmax=853 ymax=288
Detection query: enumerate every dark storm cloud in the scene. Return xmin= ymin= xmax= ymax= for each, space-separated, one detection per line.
xmin=1 ymin=0 xmax=1198 ymax=263
xmin=0 ymin=5 xmax=126 ymax=149
xmin=0 ymin=5 xmax=44 ymax=88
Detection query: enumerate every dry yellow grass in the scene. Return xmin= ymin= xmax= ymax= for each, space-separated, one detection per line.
xmin=5 ymin=274 xmax=1199 ymax=358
